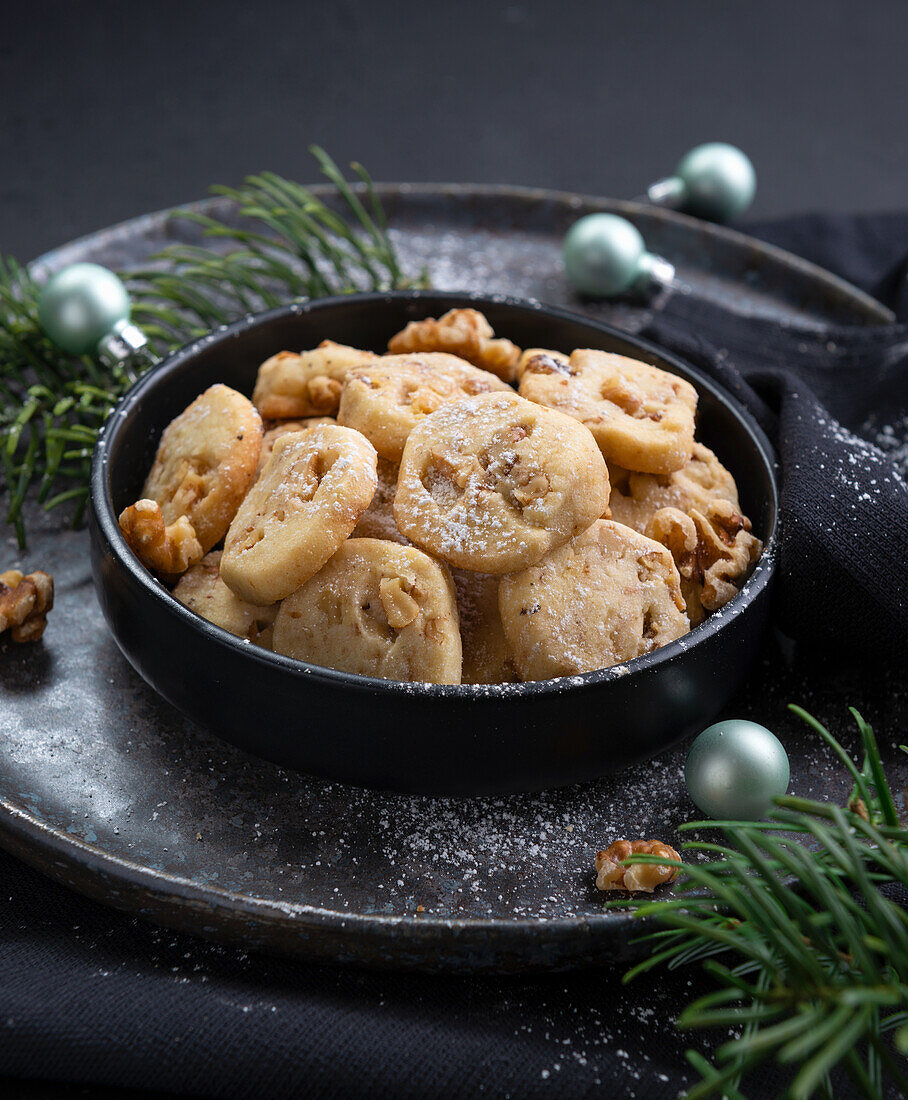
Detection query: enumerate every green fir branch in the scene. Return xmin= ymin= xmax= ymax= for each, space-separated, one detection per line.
xmin=610 ymin=705 xmax=908 ymax=1099
xmin=0 ymin=147 xmax=427 ymax=547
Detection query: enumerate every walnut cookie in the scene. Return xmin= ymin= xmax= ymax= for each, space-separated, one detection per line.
xmin=393 ymin=391 xmax=611 ymax=574
xmin=519 ymin=348 xmax=697 ymax=474
xmin=252 ymin=341 xmax=376 ymax=419
xmin=498 ymin=520 xmax=689 ymax=681
xmin=338 ymin=352 xmax=510 ymax=463
xmin=173 ymin=551 xmax=277 ymax=647
xmin=119 ymin=383 xmax=262 ymax=576
xmin=273 ymin=538 xmax=462 ymax=683
xmin=387 ymin=308 xmax=522 ymax=383
xmin=220 ymin=424 xmax=378 ymax=605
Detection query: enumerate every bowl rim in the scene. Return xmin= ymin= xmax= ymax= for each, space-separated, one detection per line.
xmin=91 ymin=289 xmax=780 ymax=698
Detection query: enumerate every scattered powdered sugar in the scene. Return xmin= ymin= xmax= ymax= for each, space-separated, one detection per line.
xmin=861 ymin=410 xmax=908 ymax=478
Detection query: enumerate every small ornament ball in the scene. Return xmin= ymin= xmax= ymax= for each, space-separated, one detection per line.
xmin=562 ymin=213 xmax=646 ymax=297
xmin=38 ymin=262 xmax=131 ymax=355
xmin=685 ymin=719 xmax=789 ymax=821
xmin=674 ymin=142 xmax=756 ymax=222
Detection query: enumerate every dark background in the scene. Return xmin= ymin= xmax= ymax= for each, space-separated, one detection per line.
xmin=2 ymin=0 xmax=908 ymax=263
xmin=1 ymin=2 xmax=907 ymax=1098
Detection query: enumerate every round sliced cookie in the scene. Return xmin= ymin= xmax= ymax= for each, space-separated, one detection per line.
xmin=273 ymin=538 xmax=462 ymax=684
xmin=394 ymin=391 xmax=610 ymax=574
xmin=453 ymin=569 xmax=518 ymax=684
xmin=252 ymin=341 xmax=376 ymax=419
xmin=608 ymin=443 xmax=743 ymax=533
xmin=140 ymin=383 xmax=263 ymax=553
xmin=220 ymin=424 xmax=378 ymax=605
xmin=173 ymin=551 xmax=277 ymax=647
xmin=352 ymin=458 xmax=408 ymax=544
xmin=499 ymin=519 xmax=689 ymax=681
xmin=519 ymin=348 xmax=697 ymax=474
xmin=338 ymin=352 xmax=510 ymax=463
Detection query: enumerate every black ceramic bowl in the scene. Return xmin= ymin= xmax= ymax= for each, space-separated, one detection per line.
xmin=90 ymin=291 xmax=778 ymax=795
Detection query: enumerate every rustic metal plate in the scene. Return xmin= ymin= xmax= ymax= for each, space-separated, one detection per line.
xmin=1 ymin=186 xmax=902 ymax=972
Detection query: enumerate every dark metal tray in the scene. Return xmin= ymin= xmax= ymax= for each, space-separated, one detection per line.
xmin=1 ymin=185 xmax=901 ymax=972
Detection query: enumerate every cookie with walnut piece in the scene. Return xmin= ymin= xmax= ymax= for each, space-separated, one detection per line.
xmin=273 ymin=538 xmax=462 ymax=684
xmin=173 ymin=551 xmax=277 ymax=647
xmin=252 ymin=341 xmax=376 ymax=419
xmin=387 ymin=308 xmax=521 ymax=383
xmin=498 ymin=519 xmax=689 ymax=681
xmin=338 ymin=352 xmax=510 ymax=463
xmin=220 ymin=424 xmax=378 ymax=605
xmin=519 ymin=348 xmax=697 ymax=474
xmin=133 ymin=383 xmax=263 ymax=560
xmin=394 ymin=391 xmax=610 ymax=574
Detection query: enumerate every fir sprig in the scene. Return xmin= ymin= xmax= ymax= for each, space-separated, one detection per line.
xmin=0 ymin=147 xmax=425 ymax=547
xmin=610 ymin=706 xmax=908 ymax=1099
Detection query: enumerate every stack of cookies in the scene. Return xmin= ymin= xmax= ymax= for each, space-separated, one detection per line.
xmin=119 ymin=309 xmax=761 ymax=685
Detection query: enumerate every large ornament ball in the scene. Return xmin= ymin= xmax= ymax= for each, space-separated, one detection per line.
xmin=684 ymin=720 xmax=789 ymax=821
xmin=562 ymin=213 xmax=644 ymax=297
xmin=675 ymin=143 xmax=756 ymax=222
xmin=38 ymin=263 xmax=131 ymax=355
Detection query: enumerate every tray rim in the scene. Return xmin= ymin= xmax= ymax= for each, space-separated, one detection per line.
xmin=0 ymin=184 xmax=859 ymax=971
xmin=30 ymin=181 xmax=895 ymax=326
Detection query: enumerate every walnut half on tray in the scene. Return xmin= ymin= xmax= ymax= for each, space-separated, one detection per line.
xmin=595 ymin=839 xmax=681 ymax=893
xmin=0 ymin=569 xmax=54 ymax=643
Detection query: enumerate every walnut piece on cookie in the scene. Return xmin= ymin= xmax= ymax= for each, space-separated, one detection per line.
xmin=119 ymin=500 xmax=203 ymax=577
xmin=338 ymin=352 xmax=510 ymax=463
xmin=387 ymin=308 xmax=521 ymax=383
xmin=519 ymin=349 xmax=697 ymax=474
xmin=0 ymin=569 xmax=54 ymax=642
xmin=172 ymin=551 xmax=276 ymax=647
xmin=498 ymin=519 xmax=689 ymax=681
xmin=595 ymin=839 xmax=681 ymax=892
xmin=252 ymin=341 xmax=376 ymax=419
xmin=646 ymin=500 xmax=762 ymax=624
xmin=515 ymin=348 xmax=570 ymax=381
xmin=220 ymin=424 xmax=378 ymax=605
xmin=140 ymin=383 xmax=263 ymax=555
xmin=453 ymin=569 xmax=518 ymax=684
xmin=394 ymin=391 xmax=610 ymax=574
xmin=272 ymin=538 xmax=462 ymax=684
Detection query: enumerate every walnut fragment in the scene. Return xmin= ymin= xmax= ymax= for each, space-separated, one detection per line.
xmin=0 ymin=569 xmax=54 ymax=642
xmin=388 ymin=308 xmax=522 ymax=383
xmin=595 ymin=839 xmax=681 ymax=892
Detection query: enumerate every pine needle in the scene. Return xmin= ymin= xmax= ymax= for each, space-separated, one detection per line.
xmin=614 ymin=705 xmax=908 ymax=1099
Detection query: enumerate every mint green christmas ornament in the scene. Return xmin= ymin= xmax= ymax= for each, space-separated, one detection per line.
xmin=648 ymin=143 xmax=756 ymax=222
xmin=684 ymin=719 xmax=789 ymax=821
xmin=38 ymin=262 xmax=151 ymax=370
xmin=38 ymin=262 xmax=131 ymax=355
xmin=562 ymin=214 xmax=674 ymax=298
